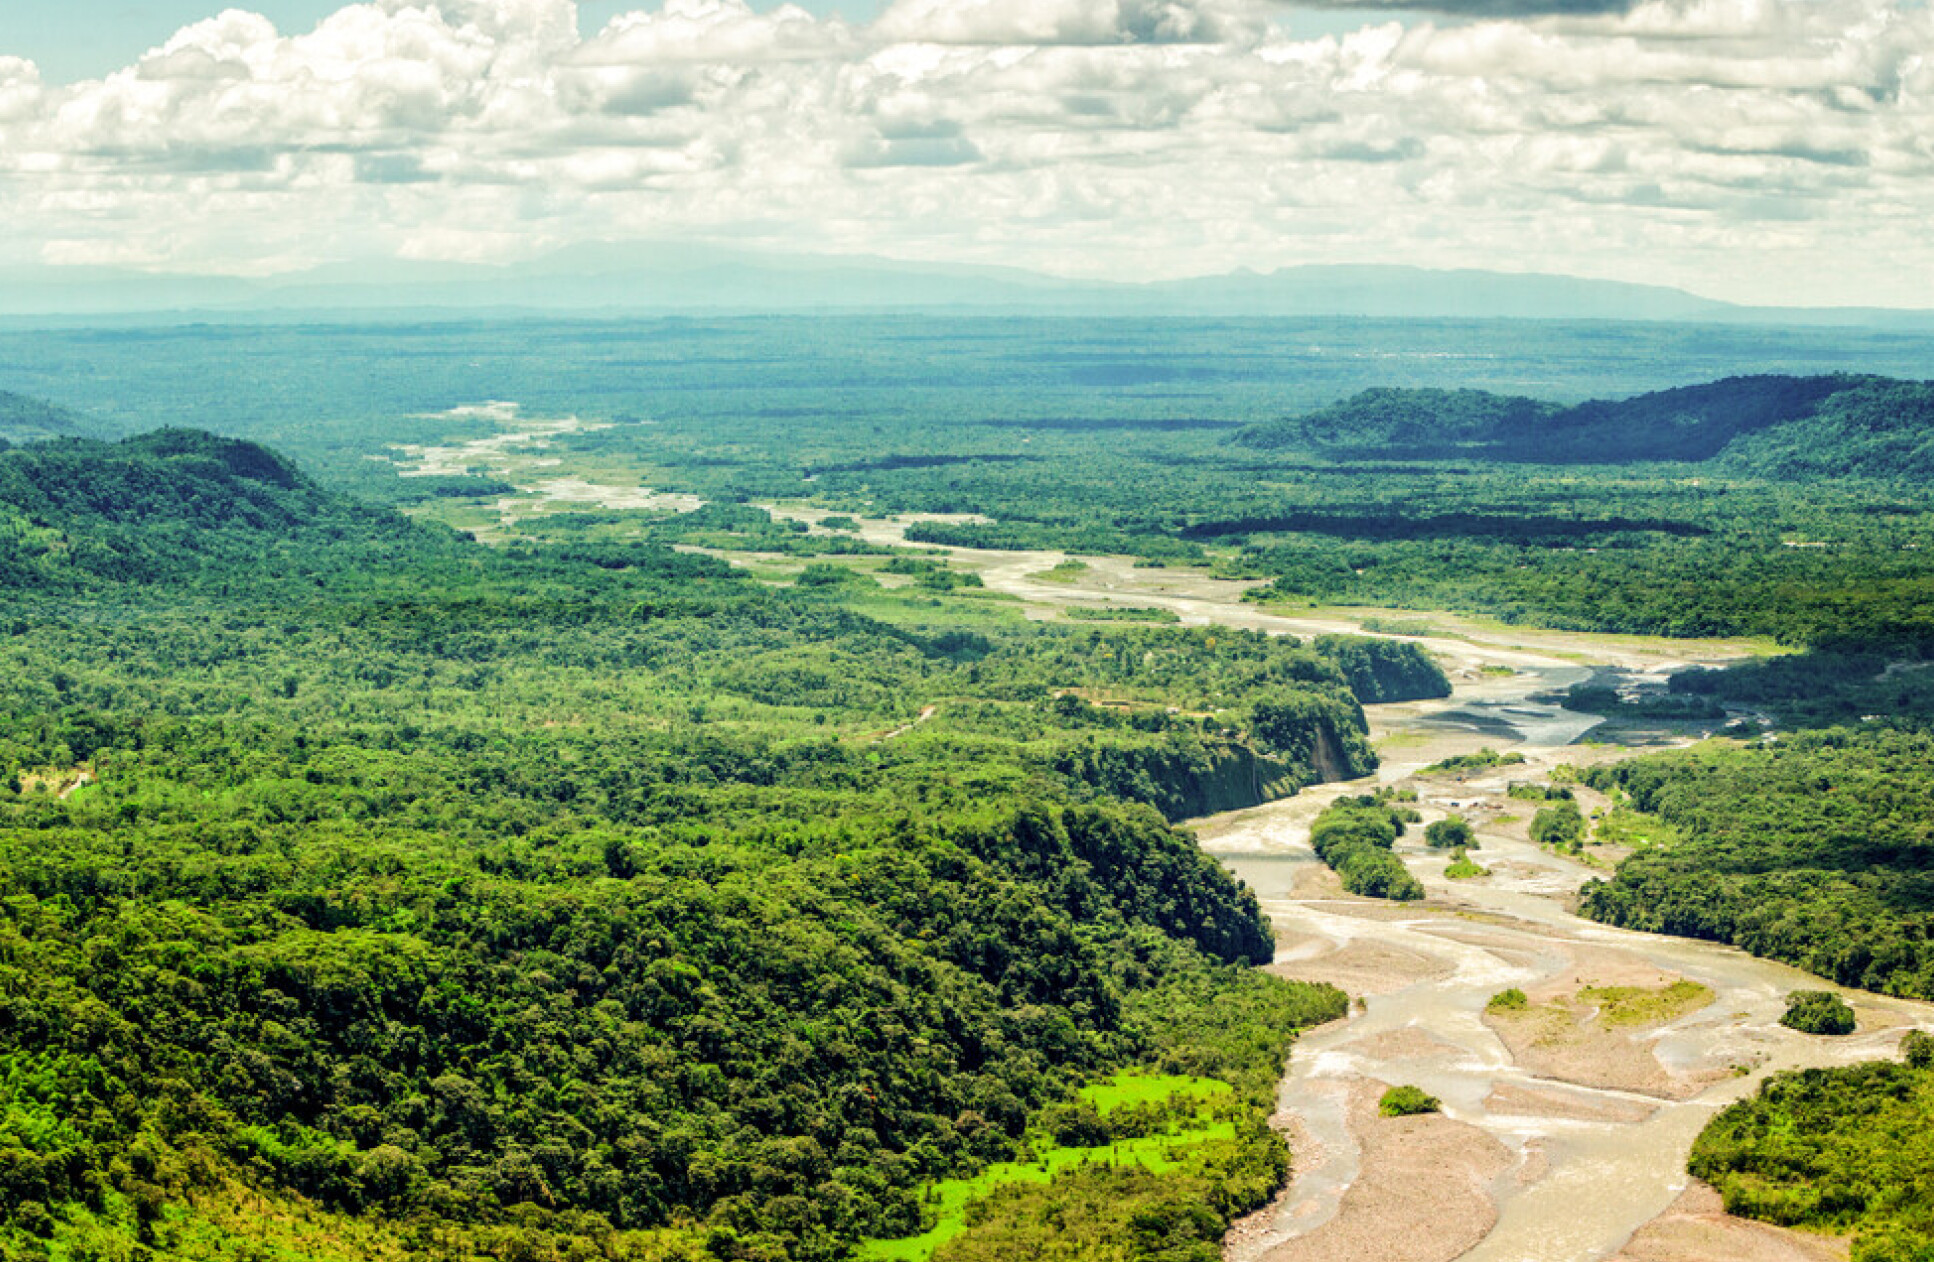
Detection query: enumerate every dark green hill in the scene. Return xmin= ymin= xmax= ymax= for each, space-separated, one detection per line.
xmin=0 ymin=390 xmax=97 ymax=446
xmin=1247 ymin=387 xmax=1564 ymax=457
xmin=1236 ymin=373 xmax=1934 ymax=476
xmin=0 ymin=428 xmax=440 ymax=588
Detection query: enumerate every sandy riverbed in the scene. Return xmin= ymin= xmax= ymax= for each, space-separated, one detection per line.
xmin=870 ymin=527 xmax=1896 ymax=1262
xmin=1236 ymin=1082 xmax=1514 ymax=1262
xmin=1611 ymin=1183 xmax=1849 ymax=1262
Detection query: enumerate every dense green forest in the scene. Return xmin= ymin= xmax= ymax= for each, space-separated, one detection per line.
xmin=8 ymin=317 xmax=1934 ymax=1259
xmin=1691 ymin=1049 xmax=1934 ymax=1262
xmin=1580 ymin=731 xmax=1934 ymax=998
xmin=9 ymin=320 xmax=1934 ymax=648
xmin=0 ymin=432 xmax=1434 ymax=1261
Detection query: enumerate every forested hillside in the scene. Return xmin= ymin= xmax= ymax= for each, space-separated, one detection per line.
xmin=0 ymin=391 xmax=95 ymax=447
xmin=0 ymin=432 xmax=1434 ymax=1260
xmin=1580 ymin=731 xmax=1934 ymax=998
xmin=1235 ymin=374 xmax=1934 ymax=478
xmin=1689 ymin=1049 xmax=1934 ymax=1261
xmin=0 ymin=430 xmax=442 ymax=590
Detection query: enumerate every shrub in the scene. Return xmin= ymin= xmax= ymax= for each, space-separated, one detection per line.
xmin=1780 ymin=990 xmax=1856 ymax=1036
xmin=1487 ymin=988 xmax=1528 ymax=1012
xmin=1530 ymin=800 xmax=1587 ymax=847
xmin=1378 ymin=1085 xmax=1440 ymax=1117
xmin=1425 ymin=817 xmax=1475 ymax=850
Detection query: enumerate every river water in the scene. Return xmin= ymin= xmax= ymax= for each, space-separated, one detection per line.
xmin=1197 ymin=660 xmax=1929 ymax=1262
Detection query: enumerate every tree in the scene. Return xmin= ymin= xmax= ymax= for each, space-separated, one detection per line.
xmin=1378 ymin=1085 xmax=1440 ymax=1117
xmin=1780 ymin=990 xmax=1856 ymax=1036
xmin=1425 ymin=817 xmax=1475 ymax=850
xmin=1530 ymin=800 xmax=1586 ymax=848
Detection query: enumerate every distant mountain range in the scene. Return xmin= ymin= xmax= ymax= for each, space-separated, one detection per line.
xmin=3 ymin=244 xmax=1932 ymax=328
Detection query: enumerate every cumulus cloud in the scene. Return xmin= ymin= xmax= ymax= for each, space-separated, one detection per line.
xmin=1297 ymin=0 xmax=1637 ymax=15
xmin=873 ymin=0 xmax=1255 ymax=47
xmin=0 ymin=0 xmax=1929 ymax=303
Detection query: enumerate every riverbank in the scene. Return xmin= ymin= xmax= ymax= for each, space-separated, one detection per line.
xmin=849 ymin=520 xmax=1876 ymax=1261
xmin=528 ymin=495 xmax=1894 ymax=1259
xmin=1201 ymin=659 xmax=1927 ymax=1262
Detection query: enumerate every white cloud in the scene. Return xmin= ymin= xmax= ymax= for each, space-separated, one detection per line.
xmin=873 ymin=0 xmax=1255 ymax=47
xmin=0 ymin=0 xmax=1930 ymax=303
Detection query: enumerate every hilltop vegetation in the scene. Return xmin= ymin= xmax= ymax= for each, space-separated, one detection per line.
xmin=0 ymin=431 xmax=1401 ymax=1261
xmin=1580 ymin=729 xmax=1934 ymax=999
xmin=0 ymin=429 xmax=447 ymax=591
xmin=1235 ymin=374 xmax=1934 ymax=478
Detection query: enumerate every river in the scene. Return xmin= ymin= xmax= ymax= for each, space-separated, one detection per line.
xmin=824 ymin=514 xmax=1923 ymax=1262
xmin=446 ymin=478 xmax=1924 ymax=1260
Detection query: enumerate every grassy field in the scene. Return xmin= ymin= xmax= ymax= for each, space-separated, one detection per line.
xmin=859 ymin=1074 xmax=1235 ymax=1262
xmin=1583 ymin=980 xmax=1714 ymax=1028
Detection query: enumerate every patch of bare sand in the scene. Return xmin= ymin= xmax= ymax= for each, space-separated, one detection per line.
xmin=1484 ymin=950 xmax=1726 ymax=1099
xmin=1226 ymin=1114 xmax=1329 ymax=1256
xmin=1270 ymin=927 xmax=1331 ymax=961
xmin=1849 ymin=998 xmax=1920 ymax=1037
xmin=1290 ymin=864 xmax=1344 ymax=899
xmin=1318 ymin=897 xmax=1446 ymax=923
xmin=1515 ymin=1138 xmax=1550 ymax=1186
xmin=1484 ymin=858 xmax=1558 ymax=882
xmin=1253 ymin=1082 xmax=1512 ymax=1262
xmin=1270 ymin=940 xmax=1454 ymax=997
xmin=1484 ymin=1081 xmax=1658 ymax=1124
xmin=1611 ymin=1181 xmax=1848 ymax=1262
xmin=1348 ymin=1026 xmax=1465 ymax=1061
xmin=1415 ymin=921 xmax=1572 ymax=965
xmin=1370 ymin=728 xmax=1501 ymax=771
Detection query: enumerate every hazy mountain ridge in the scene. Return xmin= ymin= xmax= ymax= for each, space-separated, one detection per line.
xmin=1237 ymin=373 xmax=1934 ymax=477
xmin=5 ymin=247 xmax=1933 ymax=327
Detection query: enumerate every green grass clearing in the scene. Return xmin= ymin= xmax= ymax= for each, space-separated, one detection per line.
xmin=1078 ymin=1072 xmax=1232 ymax=1114
xmin=860 ymin=1074 xmax=1233 ymax=1261
xmin=1036 ymin=558 xmax=1093 ymax=583
xmin=1591 ymin=805 xmax=1683 ymax=849
xmin=1581 ymin=979 xmax=1714 ymax=1028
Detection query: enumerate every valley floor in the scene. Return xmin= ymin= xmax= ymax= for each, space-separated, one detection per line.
xmin=413 ymin=475 xmax=1919 ymax=1261
xmin=903 ymin=529 xmax=1910 ymax=1262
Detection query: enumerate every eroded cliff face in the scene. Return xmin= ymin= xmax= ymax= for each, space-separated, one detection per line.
xmin=1182 ymin=740 xmax=1321 ymax=818
xmin=1310 ymin=722 xmax=1352 ymax=785
xmin=1051 ymin=724 xmax=1370 ymax=823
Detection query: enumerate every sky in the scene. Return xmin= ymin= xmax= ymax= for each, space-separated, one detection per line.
xmin=0 ymin=0 xmax=1929 ymax=307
